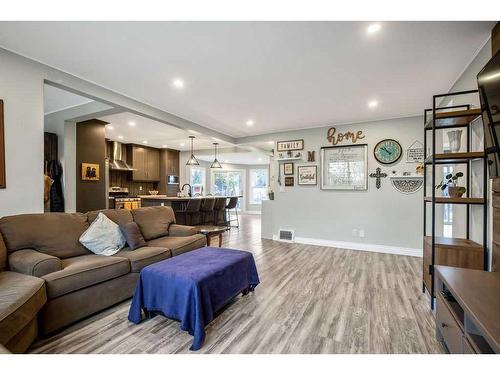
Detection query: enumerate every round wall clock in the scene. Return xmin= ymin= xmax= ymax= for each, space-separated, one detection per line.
xmin=374 ymin=139 xmax=402 ymax=164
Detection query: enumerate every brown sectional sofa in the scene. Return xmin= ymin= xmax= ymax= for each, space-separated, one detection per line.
xmin=0 ymin=206 xmax=206 ymax=353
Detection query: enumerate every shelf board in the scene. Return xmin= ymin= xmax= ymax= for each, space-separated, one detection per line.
xmin=425 ymin=108 xmax=482 ymax=129
xmin=424 ymin=152 xmax=485 ymax=164
xmin=424 ymin=236 xmax=483 ymax=252
xmin=424 ymin=196 xmax=485 ymax=204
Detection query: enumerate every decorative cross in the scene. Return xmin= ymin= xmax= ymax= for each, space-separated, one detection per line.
xmin=369 ymin=167 xmax=387 ymax=189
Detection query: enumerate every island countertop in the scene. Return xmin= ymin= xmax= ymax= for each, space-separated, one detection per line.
xmin=138 ymin=195 xmax=242 ymax=201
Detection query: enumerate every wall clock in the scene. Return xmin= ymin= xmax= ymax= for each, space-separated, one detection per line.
xmin=374 ymin=139 xmax=402 ymax=165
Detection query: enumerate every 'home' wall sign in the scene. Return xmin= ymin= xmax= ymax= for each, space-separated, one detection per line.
xmin=326 ymin=127 xmax=365 ymax=146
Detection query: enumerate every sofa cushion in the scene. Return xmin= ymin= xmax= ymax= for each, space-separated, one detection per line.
xmin=147 ymin=234 xmax=207 ymax=257
xmin=8 ymin=249 xmax=62 ymax=277
xmin=120 ymin=222 xmax=147 ymax=250
xmin=80 ymin=213 xmax=126 ymax=256
xmin=131 ymin=206 xmax=176 ymax=241
xmin=114 ymin=247 xmax=171 ymax=272
xmin=0 ymin=271 xmax=46 ymax=345
xmin=87 ymin=209 xmax=134 ymax=227
xmin=0 ymin=213 xmax=90 ymax=259
xmin=0 ymin=232 xmax=6 ymax=272
xmin=42 ymin=255 xmax=130 ymax=299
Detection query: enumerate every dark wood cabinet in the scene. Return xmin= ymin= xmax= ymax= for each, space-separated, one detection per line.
xmin=128 ymin=145 xmax=160 ymax=182
xmin=159 ymin=148 xmax=180 ymax=195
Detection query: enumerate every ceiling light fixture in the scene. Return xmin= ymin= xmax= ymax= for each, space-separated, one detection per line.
xmin=180 ymin=142 xmax=185 ymax=147
xmin=267 ymin=141 xmax=274 ymax=145
xmin=224 ymin=160 xmax=229 ymax=163
xmin=118 ymin=135 xmax=124 ymax=140
xmin=210 ymin=143 xmax=222 ymax=169
xmin=367 ymin=23 xmax=381 ymax=34
xmin=128 ymin=121 xmax=136 ymax=127
xmin=246 ymin=120 xmax=255 ymax=126
xmin=106 ymin=125 xmax=114 ymax=130
xmin=162 ymin=145 xmax=167 ymax=148
xmin=368 ymin=100 xmax=379 ymax=109
xmin=142 ymin=140 xmax=148 ymax=144
xmin=186 ymin=136 xmax=199 ymax=166
xmin=173 ymin=78 xmax=185 ymax=89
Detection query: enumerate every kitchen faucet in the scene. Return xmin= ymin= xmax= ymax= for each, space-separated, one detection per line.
xmin=181 ymin=183 xmax=192 ymax=197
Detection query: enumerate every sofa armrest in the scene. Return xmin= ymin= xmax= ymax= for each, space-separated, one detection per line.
xmin=8 ymin=249 xmax=62 ymax=277
xmin=168 ymin=224 xmax=199 ymax=237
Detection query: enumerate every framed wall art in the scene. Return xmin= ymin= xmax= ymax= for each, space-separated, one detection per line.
xmin=276 ymin=139 xmax=304 ymax=152
xmin=0 ymin=99 xmax=5 ymax=189
xmin=81 ymin=163 xmax=100 ymax=181
xmin=284 ymin=176 xmax=294 ymax=187
xmin=298 ymin=166 xmax=317 ymax=185
xmin=283 ymin=162 xmax=294 ymax=175
xmin=320 ymin=144 xmax=368 ymax=190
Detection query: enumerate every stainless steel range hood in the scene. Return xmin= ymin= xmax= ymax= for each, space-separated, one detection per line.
xmin=109 ymin=141 xmax=136 ymax=171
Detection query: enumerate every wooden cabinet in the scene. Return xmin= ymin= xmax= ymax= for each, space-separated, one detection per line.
xmin=128 ymin=145 xmax=160 ymax=182
xmin=159 ymin=148 xmax=180 ymax=195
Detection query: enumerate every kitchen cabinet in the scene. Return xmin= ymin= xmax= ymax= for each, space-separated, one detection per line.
xmin=128 ymin=145 xmax=160 ymax=182
xmin=159 ymin=148 xmax=180 ymax=195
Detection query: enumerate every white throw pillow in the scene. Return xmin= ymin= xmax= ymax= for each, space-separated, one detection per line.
xmin=79 ymin=212 xmax=126 ymax=256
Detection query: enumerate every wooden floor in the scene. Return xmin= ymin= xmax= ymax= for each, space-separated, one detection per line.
xmin=30 ymin=214 xmax=443 ymax=354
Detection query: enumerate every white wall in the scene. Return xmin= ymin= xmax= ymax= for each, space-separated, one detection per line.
xmin=261 ymin=116 xmax=424 ymax=254
xmin=0 ymin=50 xmax=45 ymax=216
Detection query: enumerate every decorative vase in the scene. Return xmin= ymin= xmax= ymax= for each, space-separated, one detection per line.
xmin=268 ymin=192 xmax=275 ymax=200
xmin=447 ymin=186 xmax=465 ymax=198
xmin=447 ymin=130 xmax=463 ymax=153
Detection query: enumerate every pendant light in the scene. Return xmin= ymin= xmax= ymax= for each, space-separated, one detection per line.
xmin=210 ymin=143 xmax=222 ymax=169
xmin=186 ymin=136 xmax=199 ymax=166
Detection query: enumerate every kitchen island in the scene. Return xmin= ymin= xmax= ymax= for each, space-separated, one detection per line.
xmin=139 ymin=195 xmax=241 ymax=225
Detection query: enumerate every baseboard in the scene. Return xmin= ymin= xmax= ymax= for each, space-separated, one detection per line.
xmin=272 ymin=235 xmax=422 ymax=257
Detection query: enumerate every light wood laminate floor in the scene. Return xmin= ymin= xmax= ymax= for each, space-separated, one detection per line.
xmin=30 ymin=214 xmax=443 ymax=354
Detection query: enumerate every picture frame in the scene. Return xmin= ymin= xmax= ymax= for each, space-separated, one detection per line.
xmin=283 ymin=162 xmax=294 ymax=175
xmin=320 ymin=144 xmax=368 ymax=190
xmin=0 ymin=99 xmax=5 ymax=189
xmin=284 ymin=176 xmax=294 ymax=187
xmin=298 ymin=165 xmax=317 ymax=185
xmin=277 ymin=139 xmax=304 ymax=152
xmin=81 ymin=163 xmax=100 ymax=181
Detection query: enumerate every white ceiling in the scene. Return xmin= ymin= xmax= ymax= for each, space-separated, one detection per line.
xmin=44 ymin=85 xmax=92 ymax=114
xmin=198 ymin=152 xmax=270 ymax=165
xmin=0 ymin=22 xmax=494 ymax=138
xmin=100 ymin=112 xmax=233 ymax=151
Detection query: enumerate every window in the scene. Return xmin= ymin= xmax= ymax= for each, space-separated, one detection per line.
xmin=211 ymin=169 xmax=244 ymax=209
xmin=189 ymin=167 xmax=206 ymax=196
xmin=249 ymin=169 xmax=268 ymax=205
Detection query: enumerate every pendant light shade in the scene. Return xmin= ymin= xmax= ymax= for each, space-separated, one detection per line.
xmin=186 ymin=136 xmax=199 ymax=166
xmin=210 ymin=143 xmax=222 ymax=169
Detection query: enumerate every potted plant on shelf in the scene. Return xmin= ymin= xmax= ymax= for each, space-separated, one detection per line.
xmin=435 ymin=172 xmax=466 ymax=198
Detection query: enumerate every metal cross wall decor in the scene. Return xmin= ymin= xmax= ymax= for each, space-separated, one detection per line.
xmin=369 ymin=167 xmax=387 ymax=189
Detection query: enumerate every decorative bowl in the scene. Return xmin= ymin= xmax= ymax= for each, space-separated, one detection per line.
xmin=149 ymin=190 xmax=159 ymax=195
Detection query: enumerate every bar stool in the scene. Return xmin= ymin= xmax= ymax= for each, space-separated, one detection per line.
xmin=213 ymin=197 xmax=227 ymax=225
xmin=200 ymin=198 xmax=216 ymax=224
xmin=177 ymin=199 xmax=202 ymax=226
xmin=225 ymin=197 xmax=239 ymax=229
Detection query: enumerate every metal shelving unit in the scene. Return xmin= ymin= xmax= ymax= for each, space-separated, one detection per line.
xmin=423 ymin=89 xmax=488 ymax=309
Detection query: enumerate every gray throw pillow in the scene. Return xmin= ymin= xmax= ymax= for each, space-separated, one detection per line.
xmin=120 ymin=222 xmax=147 ymax=250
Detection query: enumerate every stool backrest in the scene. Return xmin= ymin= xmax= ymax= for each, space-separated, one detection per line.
xmin=185 ymin=198 xmax=202 ymax=213
xmin=201 ymin=198 xmax=216 ymax=211
xmin=225 ymin=197 xmax=238 ymax=209
xmin=214 ymin=197 xmax=227 ymax=211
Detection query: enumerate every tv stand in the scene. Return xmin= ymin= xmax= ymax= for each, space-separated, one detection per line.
xmin=435 ymin=266 xmax=500 ymax=353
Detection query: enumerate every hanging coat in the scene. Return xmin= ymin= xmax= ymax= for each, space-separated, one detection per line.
xmin=47 ymin=160 xmax=65 ymax=212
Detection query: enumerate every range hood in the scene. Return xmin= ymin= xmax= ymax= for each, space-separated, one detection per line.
xmin=109 ymin=141 xmax=136 ymax=171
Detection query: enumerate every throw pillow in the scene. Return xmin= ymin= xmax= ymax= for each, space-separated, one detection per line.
xmin=79 ymin=212 xmax=126 ymax=256
xmin=120 ymin=222 xmax=147 ymax=250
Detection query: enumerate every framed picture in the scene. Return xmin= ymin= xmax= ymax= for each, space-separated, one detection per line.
xmin=285 ymin=176 xmax=294 ymax=186
xmin=283 ymin=162 xmax=294 ymax=175
xmin=81 ymin=163 xmax=100 ymax=181
xmin=277 ymin=139 xmax=304 ymax=152
xmin=320 ymin=144 xmax=368 ymax=190
xmin=298 ymin=166 xmax=317 ymax=185
xmin=0 ymin=100 xmax=5 ymax=189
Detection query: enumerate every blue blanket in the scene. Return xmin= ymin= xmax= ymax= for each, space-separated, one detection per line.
xmin=128 ymin=246 xmax=260 ymax=350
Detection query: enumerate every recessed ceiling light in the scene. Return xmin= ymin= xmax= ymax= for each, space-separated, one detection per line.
xmin=106 ymin=125 xmax=114 ymax=130
xmin=162 ymin=145 xmax=167 ymax=148
xmin=118 ymin=135 xmax=123 ymax=140
xmin=267 ymin=141 xmax=274 ymax=145
xmin=258 ymin=158 xmax=262 ymax=161
xmin=246 ymin=120 xmax=255 ymax=126
xmin=368 ymin=100 xmax=379 ymax=109
xmin=142 ymin=140 xmax=148 ymax=144
xmin=180 ymin=142 xmax=185 ymax=147
xmin=128 ymin=121 xmax=136 ymax=127
xmin=367 ymin=23 xmax=381 ymax=34
xmin=224 ymin=160 xmax=229 ymax=163
xmin=172 ymin=78 xmax=184 ymax=89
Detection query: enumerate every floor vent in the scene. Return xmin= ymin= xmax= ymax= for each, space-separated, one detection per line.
xmin=278 ymin=229 xmax=295 ymax=242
